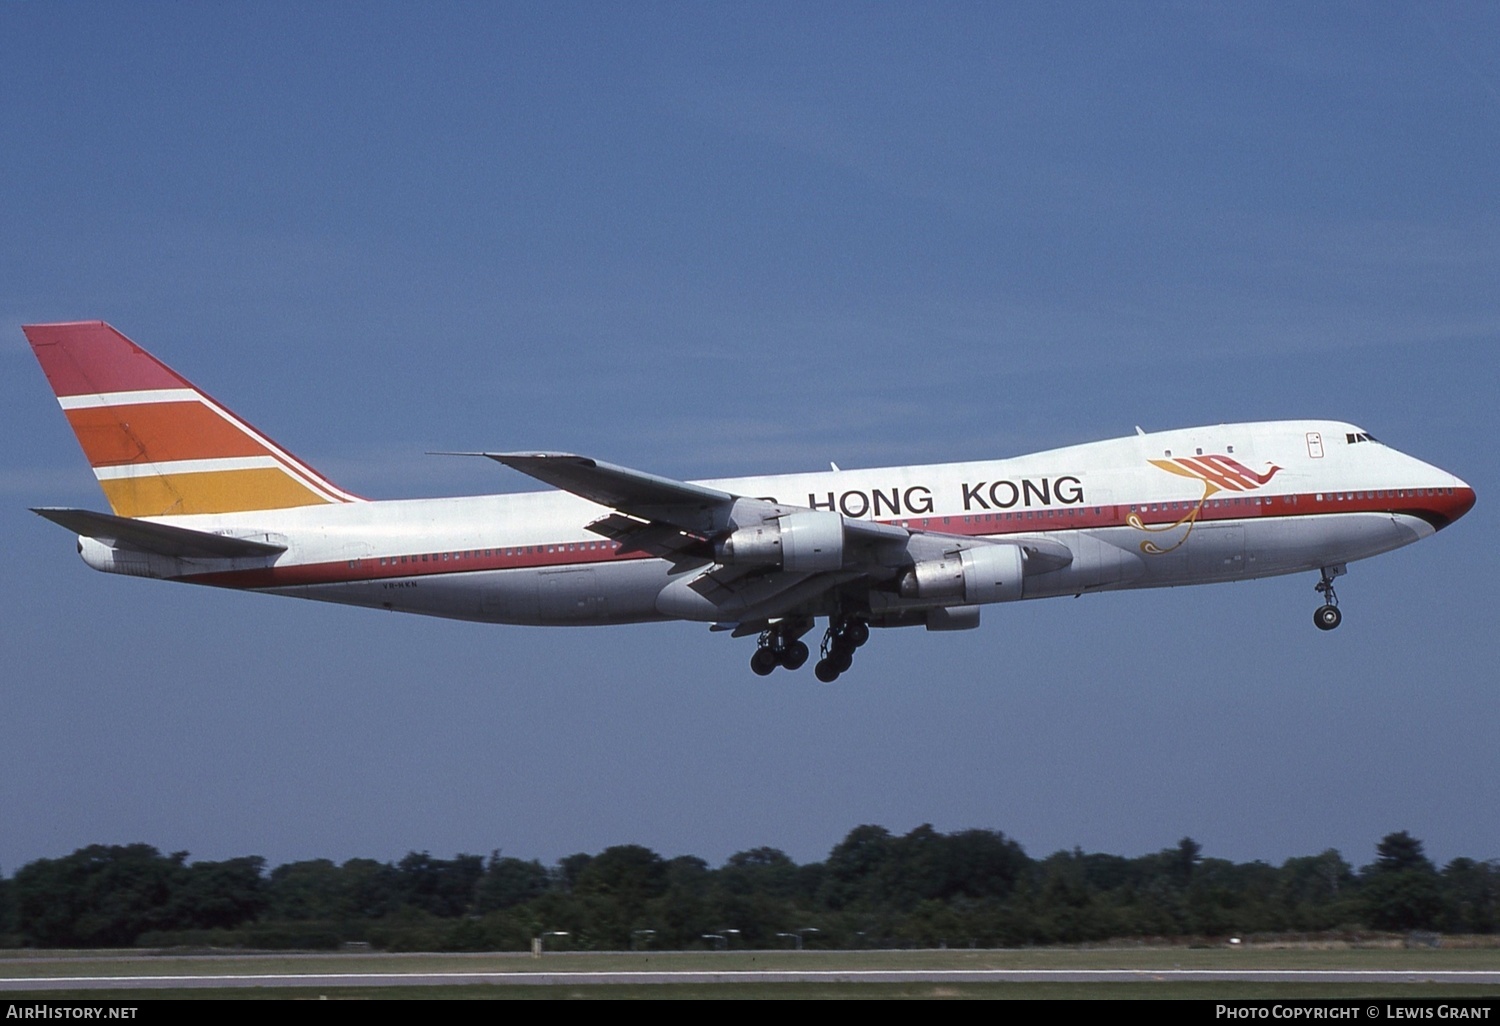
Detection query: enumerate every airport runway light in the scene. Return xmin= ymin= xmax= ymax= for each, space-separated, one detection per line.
xmin=532 ymin=930 xmax=569 ymax=957
xmin=776 ymin=928 xmax=819 ymax=950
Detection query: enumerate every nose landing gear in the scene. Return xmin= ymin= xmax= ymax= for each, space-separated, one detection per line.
xmin=1313 ymin=564 xmax=1345 ymax=631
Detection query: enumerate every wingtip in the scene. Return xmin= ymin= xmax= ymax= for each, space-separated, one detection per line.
xmin=488 ymin=451 xmax=597 ymax=466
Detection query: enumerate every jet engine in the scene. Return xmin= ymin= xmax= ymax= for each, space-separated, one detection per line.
xmin=713 ymin=510 xmax=845 ymax=572
xmin=898 ymin=544 xmax=1024 ymax=605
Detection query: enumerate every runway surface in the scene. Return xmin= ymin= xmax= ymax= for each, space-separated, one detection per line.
xmin=6 ymin=968 xmax=1500 ymax=991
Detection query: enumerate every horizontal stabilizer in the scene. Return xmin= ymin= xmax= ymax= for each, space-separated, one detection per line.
xmin=32 ymin=507 xmax=286 ymax=558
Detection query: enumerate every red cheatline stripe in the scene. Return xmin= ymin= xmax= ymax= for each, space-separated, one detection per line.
xmin=170 ymin=487 xmax=1474 ymax=591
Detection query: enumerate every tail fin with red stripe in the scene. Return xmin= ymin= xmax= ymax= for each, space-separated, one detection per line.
xmin=25 ymin=321 xmax=360 ymax=518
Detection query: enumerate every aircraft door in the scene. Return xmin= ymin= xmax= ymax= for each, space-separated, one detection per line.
xmin=1187 ymin=523 xmax=1246 ymax=578
xmin=538 ymin=568 xmax=609 ymax=623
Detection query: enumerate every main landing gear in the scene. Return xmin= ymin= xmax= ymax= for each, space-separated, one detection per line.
xmin=749 ymin=618 xmax=812 ymax=676
xmin=813 ymin=617 xmax=870 ymax=683
xmin=749 ymin=615 xmax=871 ymax=680
xmin=1313 ymin=564 xmax=1345 ymax=631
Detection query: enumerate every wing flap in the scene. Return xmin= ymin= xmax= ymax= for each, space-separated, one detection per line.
xmin=585 ymin=512 xmax=710 ymax=565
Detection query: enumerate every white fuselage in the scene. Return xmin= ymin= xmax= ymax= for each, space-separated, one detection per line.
xmin=84 ymin=420 xmax=1471 ymax=632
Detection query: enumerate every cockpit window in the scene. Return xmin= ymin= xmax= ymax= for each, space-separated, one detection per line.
xmin=1345 ymin=432 xmax=1378 ymax=444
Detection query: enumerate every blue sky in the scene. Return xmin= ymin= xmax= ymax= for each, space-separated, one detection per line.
xmin=2 ymin=2 xmax=1497 ymax=876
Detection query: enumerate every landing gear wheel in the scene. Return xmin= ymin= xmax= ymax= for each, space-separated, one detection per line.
xmin=818 ymin=615 xmax=867 ymax=680
xmin=748 ymin=618 xmax=814 ymax=676
xmin=1312 ymin=565 xmax=1345 ymax=633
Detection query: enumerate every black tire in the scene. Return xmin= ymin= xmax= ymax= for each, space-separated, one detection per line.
xmin=814 ymin=659 xmax=841 ymax=683
xmin=1314 ymin=604 xmax=1342 ymax=631
xmin=846 ymin=620 xmax=870 ymax=647
xmin=831 ymin=649 xmax=854 ymax=673
xmin=781 ymin=640 xmax=810 ymax=670
xmin=750 ymin=648 xmax=778 ymax=675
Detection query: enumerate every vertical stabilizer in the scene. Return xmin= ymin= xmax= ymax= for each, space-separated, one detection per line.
xmin=25 ymin=321 xmax=360 ymax=517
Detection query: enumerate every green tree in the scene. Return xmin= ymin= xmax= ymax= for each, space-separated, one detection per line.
xmin=0 ymin=871 xmax=16 ymax=939
xmin=1374 ymin=831 xmax=1435 ymax=874
xmin=1361 ymin=832 xmax=1445 ymax=932
xmin=1278 ymin=850 xmax=1358 ymax=930
xmin=1440 ymin=858 xmax=1498 ymax=934
xmin=556 ymin=852 xmax=593 ymax=891
xmin=1030 ymin=849 xmax=1117 ymax=944
xmin=939 ymin=828 xmax=1030 ymax=902
xmin=720 ymin=848 xmax=800 ymax=899
xmin=339 ymin=858 xmax=402 ymax=920
xmin=267 ymin=859 xmax=351 ymax=921
xmin=171 ymin=856 xmax=266 ymax=930
xmin=13 ymin=845 xmax=187 ymax=946
xmin=820 ymin=825 xmax=895 ymax=911
xmin=645 ymin=855 xmax=714 ymax=948
xmin=1171 ymin=837 xmax=1203 ymax=886
xmin=396 ymin=852 xmax=483 ymax=918
xmin=572 ymin=845 xmax=667 ymax=946
xmin=475 ymin=853 xmax=549 ymax=913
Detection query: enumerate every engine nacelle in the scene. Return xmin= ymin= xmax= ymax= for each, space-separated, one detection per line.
xmin=925 ymin=605 xmax=981 ymax=631
xmin=714 ymin=510 xmax=845 ymax=572
xmin=898 ymin=544 xmax=1025 ymax=605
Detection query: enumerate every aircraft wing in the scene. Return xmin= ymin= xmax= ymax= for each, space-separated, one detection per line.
xmin=467 ymin=450 xmax=1069 ymax=567
xmin=465 ymin=451 xmax=1069 ymax=620
xmin=479 ymin=452 xmax=731 ymax=526
xmin=472 ymin=450 xmax=909 ymax=541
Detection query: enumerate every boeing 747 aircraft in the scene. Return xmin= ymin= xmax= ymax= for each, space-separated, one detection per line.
xmin=25 ymin=322 xmax=1474 ymax=681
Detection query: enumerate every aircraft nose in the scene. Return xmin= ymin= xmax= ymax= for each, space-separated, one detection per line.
xmin=1424 ymin=469 xmax=1475 ymax=531
xmin=1448 ymin=478 xmax=1476 ymax=526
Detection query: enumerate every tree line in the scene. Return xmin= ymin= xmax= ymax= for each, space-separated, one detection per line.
xmin=0 ymin=827 xmax=1493 ymax=950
